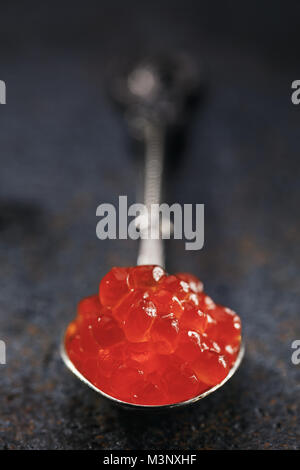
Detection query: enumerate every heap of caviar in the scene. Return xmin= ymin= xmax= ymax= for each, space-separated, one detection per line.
xmin=65 ymin=266 xmax=241 ymax=405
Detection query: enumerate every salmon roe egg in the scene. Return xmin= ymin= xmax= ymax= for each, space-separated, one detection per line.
xmin=65 ymin=265 xmax=242 ymax=405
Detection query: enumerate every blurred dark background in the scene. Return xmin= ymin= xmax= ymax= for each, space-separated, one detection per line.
xmin=0 ymin=0 xmax=299 ymax=450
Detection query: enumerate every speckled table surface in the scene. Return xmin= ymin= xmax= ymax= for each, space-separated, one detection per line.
xmin=0 ymin=1 xmax=299 ymax=450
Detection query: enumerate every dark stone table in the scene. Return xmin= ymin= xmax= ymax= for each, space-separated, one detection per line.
xmin=0 ymin=0 xmax=299 ymax=450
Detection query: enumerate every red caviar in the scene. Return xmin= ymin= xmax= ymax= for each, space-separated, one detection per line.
xmin=65 ymin=266 xmax=242 ymax=405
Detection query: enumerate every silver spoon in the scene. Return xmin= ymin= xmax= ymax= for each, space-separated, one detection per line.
xmin=61 ymin=54 xmax=245 ymax=409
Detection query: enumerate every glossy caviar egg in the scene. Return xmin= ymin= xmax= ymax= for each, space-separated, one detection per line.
xmin=65 ymin=265 xmax=242 ymax=405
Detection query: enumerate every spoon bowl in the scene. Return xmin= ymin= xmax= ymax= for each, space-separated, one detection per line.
xmin=61 ymin=334 xmax=245 ymax=411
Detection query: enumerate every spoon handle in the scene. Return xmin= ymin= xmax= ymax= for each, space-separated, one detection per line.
xmin=137 ymin=120 xmax=165 ymax=267
xmin=108 ymin=54 xmax=202 ymax=267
